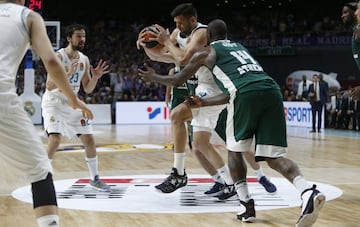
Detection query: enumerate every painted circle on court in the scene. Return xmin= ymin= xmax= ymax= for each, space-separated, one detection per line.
xmin=12 ymin=175 xmax=342 ymax=213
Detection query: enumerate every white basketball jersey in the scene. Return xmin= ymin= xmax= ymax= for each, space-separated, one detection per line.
xmin=0 ymin=3 xmax=31 ymax=96
xmin=176 ymin=22 xmax=207 ymax=50
xmin=176 ymin=22 xmax=218 ymax=88
xmin=57 ymin=48 xmax=87 ymax=94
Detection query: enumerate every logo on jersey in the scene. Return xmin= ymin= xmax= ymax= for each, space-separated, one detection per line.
xmin=24 ymin=101 xmax=36 ymax=117
xmin=197 ymin=92 xmax=208 ymax=98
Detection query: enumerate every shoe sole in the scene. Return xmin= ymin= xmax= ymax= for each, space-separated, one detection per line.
xmin=154 ymin=187 xmax=178 ymax=193
xmin=237 ymin=216 xmax=256 ymax=223
xmin=261 ymin=185 xmax=277 ymax=194
xmin=155 ymin=188 xmax=174 ymax=193
xmin=259 ymin=177 xmax=277 ymax=194
xmin=204 ymin=191 xmax=223 ymax=196
xmin=296 ymin=193 xmax=326 ymax=227
xmin=265 ymin=190 xmax=277 ymax=194
xmin=217 ymin=193 xmax=238 ymax=200
xmin=89 ymin=185 xmax=111 ymax=192
xmin=154 ymin=184 xmax=187 ymax=194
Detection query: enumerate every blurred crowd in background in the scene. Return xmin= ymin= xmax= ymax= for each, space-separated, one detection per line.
xmin=15 ymin=5 xmax=359 ymax=128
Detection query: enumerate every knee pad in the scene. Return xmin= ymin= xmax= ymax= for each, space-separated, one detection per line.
xmin=31 ymin=173 xmax=58 ymax=209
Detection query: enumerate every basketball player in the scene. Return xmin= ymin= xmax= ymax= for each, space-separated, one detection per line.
xmin=41 ymin=24 xmax=111 ymax=192
xmin=137 ymin=3 xmax=276 ymax=197
xmin=342 ymin=2 xmax=360 ymax=100
xmin=164 ymin=68 xmax=175 ymax=108
xmin=0 ymin=1 xmax=93 ymax=226
xmin=137 ymin=3 xmax=236 ymax=196
xmin=166 ymin=66 xmax=193 ymax=151
xmin=139 ymin=19 xmax=326 ymax=226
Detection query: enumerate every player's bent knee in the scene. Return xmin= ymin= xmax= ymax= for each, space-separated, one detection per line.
xmin=31 ymin=173 xmax=58 ymax=209
xmin=170 ymin=104 xmax=191 ymax=121
xmin=170 ymin=110 xmax=183 ymax=121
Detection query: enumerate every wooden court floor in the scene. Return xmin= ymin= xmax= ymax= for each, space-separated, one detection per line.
xmin=0 ymin=124 xmax=359 ymax=227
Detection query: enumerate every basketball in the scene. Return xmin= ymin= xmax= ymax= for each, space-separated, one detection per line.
xmin=142 ymin=26 xmax=161 ymax=49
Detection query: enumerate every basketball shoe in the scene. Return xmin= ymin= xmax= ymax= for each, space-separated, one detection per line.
xmin=237 ymin=199 xmax=256 ymax=222
xmin=155 ymin=167 xmax=187 ymax=193
xmin=296 ymin=184 xmax=326 ymax=227
xmin=204 ymin=182 xmax=224 ymax=196
xmin=89 ymin=175 xmax=111 ymax=192
xmin=258 ymin=176 xmax=277 ymax=193
xmin=215 ymin=183 xmax=237 ymax=200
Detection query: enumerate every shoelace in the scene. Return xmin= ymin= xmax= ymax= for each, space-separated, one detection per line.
xmin=224 ymin=185 xmax=233 ymax=193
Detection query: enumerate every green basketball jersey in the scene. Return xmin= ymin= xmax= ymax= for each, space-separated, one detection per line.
xmin=210 ymin=40 xmax=279 ymax=95
xmin=170 ymin=66 xmax=197 ymax=109
xmin=178 ymin=65 xmax=198 ymax=96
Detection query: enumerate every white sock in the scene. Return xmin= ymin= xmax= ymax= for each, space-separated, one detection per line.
xmin=217 ymin=165 xmax=233 ymax=185
xmin=293 ymin=175 xmax=311 ymax=194
xmin=173 ymin=152 xmax=186 ymax=175
xmin=293 ymin=176 xmax=315 ymax=214
xmin=86 ymin=156 xmax=98 ymax=180
xmin=211 ymin=173 xmax=224 ymax=184
xmin=234 ymin=180 xmax=252 ymax=202
xmin=37 ymin=215 xmax=59 ymax=227
xmin=254 ymin=166 xmax=264 ymax=180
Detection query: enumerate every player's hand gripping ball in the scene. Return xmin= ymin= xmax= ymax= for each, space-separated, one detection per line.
xmin=141 ymin=26 xmax=162 ymax=50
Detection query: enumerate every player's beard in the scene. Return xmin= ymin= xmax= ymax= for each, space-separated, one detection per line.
xmin=181 ymin=26 xmax=192 ymax=37
xmin=72 ymin=43 xmax=84 ymax=51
